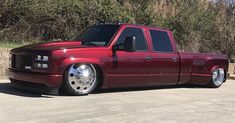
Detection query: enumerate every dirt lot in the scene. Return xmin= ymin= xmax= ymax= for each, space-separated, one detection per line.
xmin=0 ymin=79 xmax=235 ymax=123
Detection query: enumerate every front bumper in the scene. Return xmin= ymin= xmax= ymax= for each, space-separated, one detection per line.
xmin=7 ymin=69 xmax=63 ymax=94
xmin=10 ymin=79 xmax=59 ymax=94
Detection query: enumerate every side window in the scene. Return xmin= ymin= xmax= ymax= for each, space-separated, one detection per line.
xmin=116 ymin=27 xmax=147 ymax=51
xmin=149 ymin=30 xmax=173 ymax=52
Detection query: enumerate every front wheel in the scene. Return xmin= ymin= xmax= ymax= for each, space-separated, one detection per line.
xmin=208 ymin=68 xmax=225 ymax=88
xmin=62 ymin=63 xmax=98 ymax=96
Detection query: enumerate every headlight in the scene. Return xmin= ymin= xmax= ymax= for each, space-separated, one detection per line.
xmin=36 ymin=55 xmax=49 ymax=61
xmin=34 ymin=55 xmax=49 ymax=69
xmin=34 ymin=63 xmax=48 ymax=69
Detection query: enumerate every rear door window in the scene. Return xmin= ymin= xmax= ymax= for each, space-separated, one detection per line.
xmin=149 ymin=30 xmax=173 ymax=52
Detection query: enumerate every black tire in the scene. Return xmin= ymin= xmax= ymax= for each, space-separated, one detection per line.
xmin=208 ymin=68 xmax=225 ymax=88
xmin=61 ymin=63 xmax=99 ymax=96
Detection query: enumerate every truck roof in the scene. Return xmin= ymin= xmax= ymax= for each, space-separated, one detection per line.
xmin=96 ymin=22 xmax=171 ymax=32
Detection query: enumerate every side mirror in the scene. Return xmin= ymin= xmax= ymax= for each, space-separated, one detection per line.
xmin=112 ymin=36 xmax=136 ymax=52
xmin=124 ymin=37 xmax=136 ymax=52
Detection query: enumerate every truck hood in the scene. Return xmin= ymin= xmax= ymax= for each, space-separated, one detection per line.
xmin=11 ymin=41 xmax=97 ymax=53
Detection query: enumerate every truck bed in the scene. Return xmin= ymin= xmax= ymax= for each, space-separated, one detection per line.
xmin=178 ymin=52 xmax=228 ymax=85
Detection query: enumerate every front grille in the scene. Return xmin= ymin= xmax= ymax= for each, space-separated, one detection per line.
xmin=12 ymin=54 xmax=33 ymax=70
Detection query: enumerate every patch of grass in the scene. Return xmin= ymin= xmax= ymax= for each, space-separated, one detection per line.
xmin=0 ymin=42 xmax=24 ymax=48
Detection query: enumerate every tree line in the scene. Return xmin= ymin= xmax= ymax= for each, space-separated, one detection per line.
xmin=0 ymin=0 xmax=234 ymax=58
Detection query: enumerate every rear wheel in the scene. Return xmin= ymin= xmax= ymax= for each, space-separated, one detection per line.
xmin=62 ymin=63 xmax=98 ymax=96
xmin=208 ymin=68 xmax=225 ymax=88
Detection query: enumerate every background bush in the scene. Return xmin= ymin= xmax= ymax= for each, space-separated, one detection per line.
xmin=0 ymin=0 xmax=234 ymax=58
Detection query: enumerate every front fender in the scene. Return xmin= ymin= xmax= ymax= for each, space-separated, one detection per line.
xmin=58 ymin=57 xmax=105 ymax=75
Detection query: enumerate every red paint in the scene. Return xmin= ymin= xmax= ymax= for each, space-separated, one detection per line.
xmin=40 ymin=41 xmax=82 ymax=47
xmin=8 ymin=24 xmax=229 ymax=89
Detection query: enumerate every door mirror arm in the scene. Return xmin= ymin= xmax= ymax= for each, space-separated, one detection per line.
xmin=112 ymin=43 xmax=124 ymax=57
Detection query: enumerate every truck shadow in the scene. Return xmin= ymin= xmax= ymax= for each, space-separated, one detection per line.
xmin=0 ymin=83 xmax=53 ymax=98
xmin=92 ymin=84 xmax=207 ymax=95
xmin=0 ymin=82 xmax=207 ymax=97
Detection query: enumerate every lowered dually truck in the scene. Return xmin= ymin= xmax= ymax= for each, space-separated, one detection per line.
xmin=7 ymin=23 xmax=229 ymax=96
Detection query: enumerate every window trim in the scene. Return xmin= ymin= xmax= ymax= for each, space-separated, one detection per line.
xmin=149 ymin=29 xmax=174 ymax=53
xmin=115 ymin=27 xmax=148 ymax=52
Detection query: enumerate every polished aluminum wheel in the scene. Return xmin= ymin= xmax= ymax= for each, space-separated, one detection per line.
xmin=67 ymin=64 xmax=97 ymax=94
xmin=212 ymin=68 xmax=224 ymax=87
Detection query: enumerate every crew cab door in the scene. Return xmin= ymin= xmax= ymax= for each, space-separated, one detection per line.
xmin=106 ymin=26 xmax=152 ymax=87
xmin=147 ymin=29 xmax=180 ymax=85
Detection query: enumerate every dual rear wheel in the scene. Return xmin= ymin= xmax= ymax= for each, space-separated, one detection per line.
xmin=209 ymin=68 xmax=225 ymax=88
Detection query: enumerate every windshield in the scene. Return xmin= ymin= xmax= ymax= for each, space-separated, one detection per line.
xmin=71 ymin=25 xmax=120 ymax=46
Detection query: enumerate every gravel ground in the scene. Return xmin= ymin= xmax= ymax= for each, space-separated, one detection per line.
xmin=0 ymin=79 xmax=234 ymax=123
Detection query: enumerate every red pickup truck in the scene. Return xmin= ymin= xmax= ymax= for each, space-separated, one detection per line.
xmin=8 ymin=23 xmax=229 ymax=95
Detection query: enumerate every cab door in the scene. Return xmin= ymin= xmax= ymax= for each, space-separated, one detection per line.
xmin=106 ymin=26 xmax=152 ymax=87
xmin=147 ymin=29 xmax=180 ymax=85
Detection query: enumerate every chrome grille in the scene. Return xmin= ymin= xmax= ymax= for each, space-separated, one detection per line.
xmin=12 ymin=54 xmax=32 ymax=70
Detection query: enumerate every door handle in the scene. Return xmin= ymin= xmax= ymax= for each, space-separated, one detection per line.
xmin=145 ymin=56 xmax=152 ymax=61
xmin=172 ymin=57 xmax=178 ymax=62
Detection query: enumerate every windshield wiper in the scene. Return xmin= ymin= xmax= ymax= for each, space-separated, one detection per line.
xmin=82 ymin=42 xmax=98 ymax=46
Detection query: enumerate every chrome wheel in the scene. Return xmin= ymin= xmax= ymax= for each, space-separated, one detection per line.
xmin=67 ymin=64 xmax=97 ymax=94
xmin=212 ymin=68 xmax=224 ymax=87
